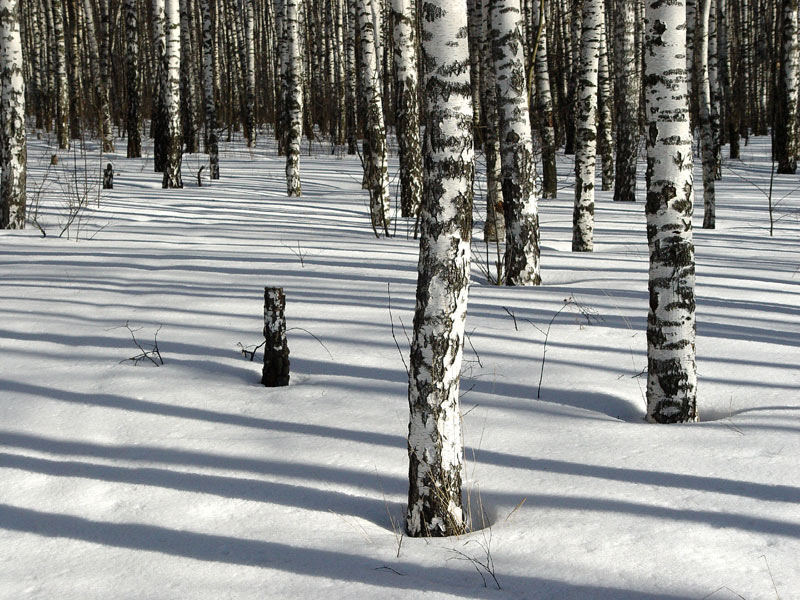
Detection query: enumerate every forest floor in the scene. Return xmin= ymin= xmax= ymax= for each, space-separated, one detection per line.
xmin=1 ymin=131 xmax=799 ymax=599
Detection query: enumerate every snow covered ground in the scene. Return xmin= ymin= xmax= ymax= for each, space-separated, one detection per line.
xmin=1 ymin=132 xmax=798 ymax=599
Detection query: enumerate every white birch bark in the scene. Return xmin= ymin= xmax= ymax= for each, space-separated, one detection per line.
xmin=200 ymin=0 xmax=219 ymax=178
xmin=775 ymin=0 xmax=799 ymax=174
xmin=242 ymin=0 xmax=257 ymax=147
xmin=707 ymin=0 xmax=721 ymax=177
xmin=644 ymin=0 xmax=698 ymax=423
xmin=571 ymin=0 xmax=601 ymax=252
xmin=52 ymin=0 xmax=69 ymax=149
xmin=180 ymin=0 xmax=200 ymax=153
xmin=696 ymin=0 xmax=715 ymax=228
xmin=491 ymin=0 xmax=541 ymax=284
xmin=285 ymin=0 xmax=303 ymax=195
xmin=163 ymin=0 xmax=183 ymax=188
xmin=407 ymin=0 xmax=473 ymax=538
xmin=391 ymin=0 xmax=422 ymax=218
xmin=125 ymin=0 xmax=142 ymax=157
xmin=533 ymin=0 xmax=557 ymax=199
xmin=344 ymin=0 xmax=357 ymax=153
xmin=480 ymin=0 xmax=504 ymax=244
xmin=597 ymin=20 xmax=614 ymax=192
xmin=0 ymin=0 xmax=26 ymax=229
xmin=82 ymin=0 xmax=113 ymax=153
xmin=356 ymin=0 xmax=390 ymax=235
xmin=613 ymin=0 xmax=639 ymax=202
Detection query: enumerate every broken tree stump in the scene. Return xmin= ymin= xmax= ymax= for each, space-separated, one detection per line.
xmin=261 ymin=287 xmax=290 ymax=387
xmin=103 ymin=163 xmax=114 ymax=189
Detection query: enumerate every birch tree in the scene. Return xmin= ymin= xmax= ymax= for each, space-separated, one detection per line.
xmin=613 ymin=0 xmax=639 ymax=202
xmin=0 ymin=0 xmax=26 ymax=229
xmin=492 ymin=0 xmax=541 ymax=284
xmin=82 ymin=0 xmax=113 ymax=152
xmin=163 ymin=0 xmax=183 ymax=187
xmin=356 ymin=0 xmax=390 ymax=235
xmin=643 ymin=0 xmax=698 ymax=423
xmin=285 ymin=0 xmax=303 ymax=195
xmin=480 ymin=0 xmax=504 ymax=243
xmin=242 ymin=0 xmax=257 ymax=147
xmin=200 ymin=0 xmax=220 ymax=178
xmin=597 ymin=22 xmax=614 ymax=192
xmin=52 ymin=0 xmax=69 ymax=149
xmin=775 ymin=0 xmax=799 ymax=174
xmin=125 ymin=0 xmax=142 ymax=157
xmin=696 ymin=0 xmax=715 ymax=228
xmin=407 ymin=0 xmax=473 ymax=538
xmin=572 ymin=0 xmax=602 ymax=252
xmin=153 ymin=0 xmax=168 ymax=171
xmin=533 ymin=0 xmax=557 ymax=199
xmin=391 ymin=0 xmax=422 ymax=219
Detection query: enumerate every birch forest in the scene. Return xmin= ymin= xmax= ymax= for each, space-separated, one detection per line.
xmin=2 ymin=0 xmax=800 ymax=583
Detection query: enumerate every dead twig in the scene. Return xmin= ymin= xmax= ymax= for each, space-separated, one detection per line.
xmin=387 ymin=283 xmax=410 ymax=377
xmin=119 ymin=322 xmax=164 ymax=366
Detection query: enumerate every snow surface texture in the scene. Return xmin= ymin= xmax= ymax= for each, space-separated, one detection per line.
xmin=1 ymin=133 xmax=799 ymax=599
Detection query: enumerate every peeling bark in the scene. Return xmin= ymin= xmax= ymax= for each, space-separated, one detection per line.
xmin=407 ymin=0 xmax=473 ymax=538
xmin=644 ymin=0 xmax=698 ymax=423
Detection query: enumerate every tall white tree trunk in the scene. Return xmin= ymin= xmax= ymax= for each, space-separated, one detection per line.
xmin=52 ymin=0 xmax=69 ymax=149
xmin=0 ymin=0 xmax=26 ymax=229
xmin=572 ymin=0 xmax=602 ymax=252
xmin=696 ymin=0 xmax=715 ymax=228
xmin=644 ymin=0 xmax=698 ymax=423
xmin=775 ymin=0 xmax=799 ymax=174
xmin=285 ymin=0 xmax=303 ymax=195
xmin=391 ymin=0 xmax=422 ymax=219
xmin=82 ymin=0 xmax=113 ymax=152
xmin=597 ymin=21 xmax=614 ymax=192
xmin=200 ymin=0 xmax=219 ymax=178
xmin=613 ymin=0 xmax=639 ymax=202
xmin=163 ymin=0 xmax=183 ymax=188
xmin=125 ymin=0 xmax=142 ymax=158
xmin=407 ymin=0 xmax=473 ymax=538
xmin=480 ymin=0 xmax=504 ymax=245
xmin=242 ymin=0 xmax=257 ymax=147
xmin=533 ymin=0 xmax=557 ymax=199
xmin=492 ymin=0 xmax=541 ymax=284
xmin=356 ymin=0 xmax=390 ymax=235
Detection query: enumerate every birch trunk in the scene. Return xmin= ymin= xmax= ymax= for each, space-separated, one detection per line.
xmin=696 ymin=0 xmax=715 ymax=228
xmin=200 ymin=0 xmax=220 ymax=178
xmin=0 ymin=0 xmax=26 ymax=229
xmin=242 ymin=0 xmax=257 ymax=146
xmin=597 ymin=21 xmax=614 ymax=192
xmin=775 ymin=0 xmax=799 ymax=174
xmin=391 ymin=0 xmax=422 ymax=219
xmin=163 ymin=0 xmax=183 ymax=188
xmin=153 ymin=0 xmax=168 ymax=172
xmin=480 ymin=0 xmax=504 ymax=244
xmin=572 ymin=0 xmax=602 ymax=252
xmin=180 ymin=0 xmax=200 ymax=153
xmin=356 ymin=0 xmax=390 ymax=235
xmin=533 ymin=0 xmax=558 ymax=199
xmin=707 ymin=0 xmax=721 ymax=178
xmin=407 ymin=0 xmax=473 ymax=538
xmin=82 ymin=0 xmax=113 ymax=152
xmin=125 ymin=0 xmax=142 ymax=157
xmin=613 ymin=0 xmax=639 ymax=202
xmin=52 ymin=0 xmax=70 ymax=149
xmin=285 ymin=0 xmax=303 ymax=195
xmin=644 ymin=0 xmax=698 ymax=423
xmin=492 ymin=0 xmax=541 ymax=285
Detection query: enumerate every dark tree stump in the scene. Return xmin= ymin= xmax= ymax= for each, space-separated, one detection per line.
xmin=261 ymin=287 xmax=290 ymax=387
xmin=103 ymin=163 xmax=114 ymax=189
